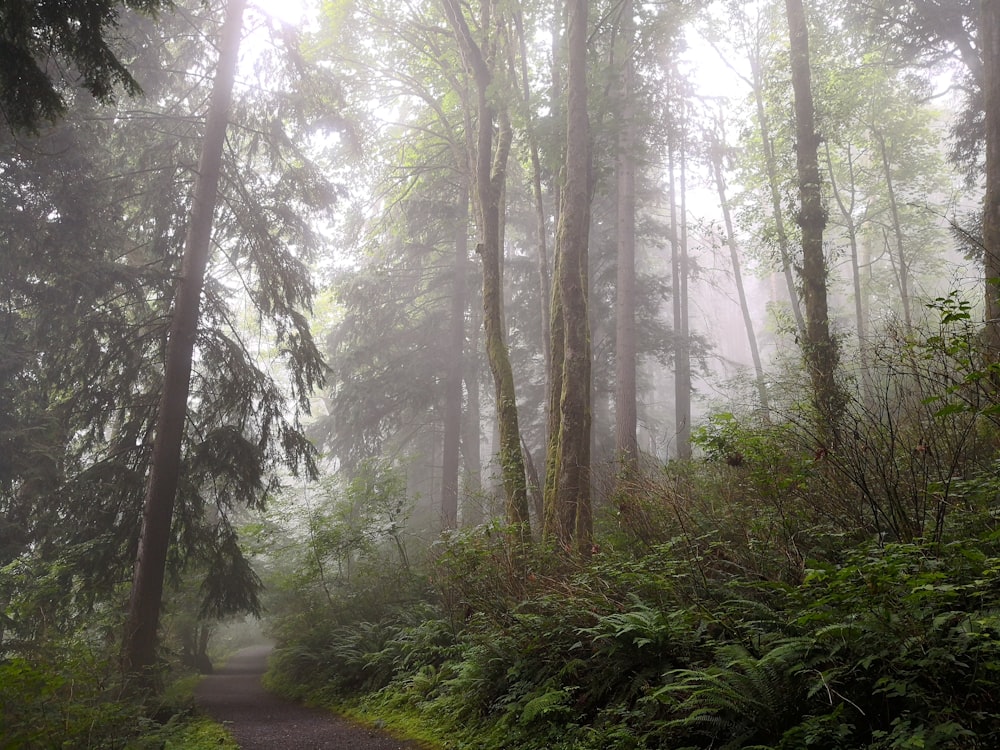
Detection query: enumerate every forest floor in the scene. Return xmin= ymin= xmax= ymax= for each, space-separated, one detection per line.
xmin=195 ymin=644 xmax=428 ymax=750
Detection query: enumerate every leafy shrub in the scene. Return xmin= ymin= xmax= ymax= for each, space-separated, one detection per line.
xmin=0 ymin=641 xmax=226 ymax=749
xmin=655 ymin=536 xmax=1000 ymax=749
xmin=0 ymin=651 xmax=143 ymax=748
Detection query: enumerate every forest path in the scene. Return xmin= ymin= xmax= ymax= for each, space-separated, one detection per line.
xmin=195 ymin=644 xmax=428 ymax=750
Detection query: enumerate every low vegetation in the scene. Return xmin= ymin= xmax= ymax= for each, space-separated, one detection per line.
xmin=0 ymin=646 xmax=237 ymax=748
xmin=0 ymin=591 xmax=260 ymax=747
xmin=264 ymin=316 xmax=1000 ymax=750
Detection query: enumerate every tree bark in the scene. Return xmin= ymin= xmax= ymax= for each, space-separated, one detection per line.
xmin=543 ymin=244 xmax=566 ymax=533
xmin=544 ymin=0 xmax=591 ymax=551
xmin=614 ymin=0 xmax=638 ymax=475
xmin=122 ymin=0 xmax=246 ymax=685
xmin=983 ymin=0 xmax=1000 ymax=357
xmin=785 ymin=0 xmax=839 ymax=433
xmin=441 ymin=187 xmax=469 ymax=529
xmin=675 ymin=113 xmax=692 ymax=460
xmin=542 ymin=0 xmax=564 ymax=534
xmin=441 ymin=0 xmax=530 ymax=529
xmin=461 ymin=322 xmax=484 ymax=525
xmin=667 ymin=130 xmax=680 ymax=457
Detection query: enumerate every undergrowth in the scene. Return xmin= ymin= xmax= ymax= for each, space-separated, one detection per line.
xmin=263 ymin=315 xmax=1000 ymax=748
xmin=266 ymin=522 xmax=1000 ymax=749
xmin=0 ymin=639 xmax=237 ymax=749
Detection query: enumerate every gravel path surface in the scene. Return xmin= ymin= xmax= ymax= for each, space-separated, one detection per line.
xmin=195 ymin=644 xmax=428 ymax=750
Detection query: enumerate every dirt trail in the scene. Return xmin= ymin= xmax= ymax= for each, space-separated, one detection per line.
xmin=195 ymin=644 xmax=427 ymax=750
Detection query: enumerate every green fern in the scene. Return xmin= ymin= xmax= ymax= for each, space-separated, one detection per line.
xmin=521 ymin=687 xmax=573 ymax=724
xmin=656 ymin=641 xmax=811 ymax=749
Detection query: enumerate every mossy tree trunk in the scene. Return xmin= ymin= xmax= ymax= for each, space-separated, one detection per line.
xmin=544 ymin=0 xmax=592 ymax=552
xmin=982 ymin=0 xmax=1000 ymax=357
xmin=786 ymin=0 xmax=840 ymax=435
xmin=442 ymin=0 xmax=530 ymax=529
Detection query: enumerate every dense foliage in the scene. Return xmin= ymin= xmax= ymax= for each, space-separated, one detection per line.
xmin=0 ymin=0 xmax=172 ymax=131
xmin=262 ymin=301 xmax=1000 ymax=748
xmin=3 ymin=0 xmax=999 ymax=745
xmin=1 ymin=0 xmax=333 ymax=741
xmin=265 ymin=517 xmax=1000 ymax=749
xmin=0 ymin=648 xmax=237 ymax=748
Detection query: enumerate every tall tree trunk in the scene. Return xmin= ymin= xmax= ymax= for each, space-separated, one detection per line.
xmin=481 ymin=115 xmax=528 ymax=529
xmin=543 ymin=0 xmax=591 ymax=551
xmin=985 ymin=0 xmax=1000 ymax=357
xmin=710 ymin=131 xmax=770 ymax=415
xmin=550 ymin=0 xmax=563 ymax=244
xmin=543 ymin=244 xmax=565 ymax=531
xmin=543 ymin=0 xmax=564 ymax=529
xmin=675 ymin=117 xmax=691 ymax=460
xmin=785 ymin=0 xmax=839 ymax=433
xmin=441 ymin=187 xmax=469 ymax=529
xmin=666 ymin=91 xmax=692 ymax=461
xmin=667 ymin=132 xmax=680 ymax=457
xmin=122 ymin=0 xmax=245 ymax=685
xmin=462 ymin=321 xmax=484 ymax=525
xmin=614 ymin=0 xmax=638 ymax=474
xmin=749 ymin=55 xmax=806 ymax=335
xmin=442 ymin=0 xmax=530 ymax=529
xmin=512 ymin=5 xmax=551 ymax=381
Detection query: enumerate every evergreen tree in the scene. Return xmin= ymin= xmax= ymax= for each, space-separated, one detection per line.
xmin=0 ymin=0 xmax=170 ymax=130
xmin=2 ymin=0 xmax=332 ymax=676
xmin=122 ymin=0 xmax=247 ymax=683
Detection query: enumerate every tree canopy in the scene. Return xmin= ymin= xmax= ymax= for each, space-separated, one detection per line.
xmin=0 ymin=0 xmax=171 ymax=131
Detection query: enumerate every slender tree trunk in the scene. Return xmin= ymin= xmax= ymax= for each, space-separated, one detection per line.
xmin=749 ymin=55 xmax=806 ymax=335
xmin=550 ymin=0 xmax=563 ymax=239
xmin=122 ymin=0 xmax=245 ymax=685
xmin=710 ymin=133 xmax=769 ymax=414
xmin=522 ymin=434 xmax=544 ymax=524
xmin=462 ymin=323 xmax=483 ymax=525
xmin=441 ymin=187 xmax=469 ymax=529
xmin=785 ymin=0 xmax=839 ymax=433
xmin=666 ymin=89 xmax=691 ymax=461
xmin=543 ymin=0 xmax=564 ymax=528
xmin=983 ymin=0 xmax=1000 ymax=357
xmin=481 ymin=116 xmax=528 ymax=528
xmin=875 ymin=131 xmax=912 ymax=331
xmin=543 ymin=244 xmax=565 ymax=531
xmin=459 ymin=102 xmax=483 ymax=527
xmin=824 ymin=141 xmax=867 ymax=350
xmin=667 ymin=133 xmax=680 ymax=458
xmin=544 ymin=0 xmax=591 ymax=551
xmin=614 ymin=0 xmax=638 ymax=474
xmin=442 ymin=0 xmax=529 ymax=529
xmin=675 ymin=116 xmax=691 ymax=460
xmin=512 ymin=5 xmax=551 ymax=381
